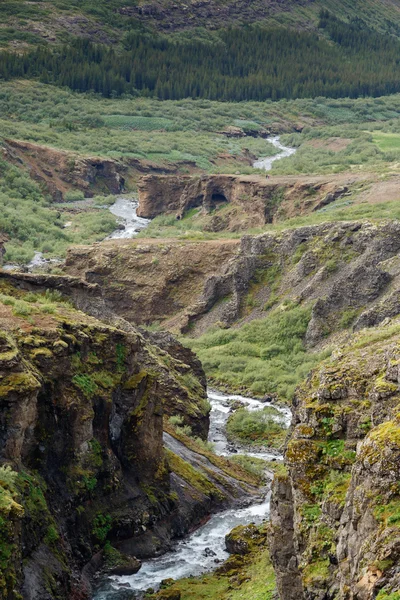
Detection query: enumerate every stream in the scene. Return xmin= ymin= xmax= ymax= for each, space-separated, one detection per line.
xmin=106 ymin=197 xmax=151 ymax=239
xmin=253 ymin=135 xmax=297 ymax=171
xmin=95 ymin=389 xmax=290 ymax=599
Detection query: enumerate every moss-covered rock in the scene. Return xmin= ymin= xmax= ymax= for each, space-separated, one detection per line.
xmin=269 ymin=321 xmax=400 ymax=600
xmin=0 ymin=279 xmax=211 ymax=600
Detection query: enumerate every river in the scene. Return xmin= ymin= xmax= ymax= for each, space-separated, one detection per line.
xmin=94 ymin=389 xmax=290 ymax=599
xmin=253 ymin=135 xmax=296 ymax=171
xmin=2 ymin=136 xmax=294 ymax=272
xmin=106 ymin=197 xmax=151 ymax=239
xmin=2 ymin=197 xmax=149 ymax=272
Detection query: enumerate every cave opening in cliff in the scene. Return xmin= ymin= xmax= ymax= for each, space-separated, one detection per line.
xmin=211 ymin=192 xmax=228 ymax=209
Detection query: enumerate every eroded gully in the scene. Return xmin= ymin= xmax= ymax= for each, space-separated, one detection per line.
xmin=90 ymin=136 xmax=295 ymax=598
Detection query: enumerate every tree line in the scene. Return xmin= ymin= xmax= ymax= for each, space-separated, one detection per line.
xmin=1 ymin=12 xmax=400 ymax=101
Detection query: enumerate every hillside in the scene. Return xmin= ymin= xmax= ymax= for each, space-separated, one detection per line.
xmin=2 ymin=0 xmax=400 ymax=43
xmin=3 ymin=5 xmax=400 ymax=100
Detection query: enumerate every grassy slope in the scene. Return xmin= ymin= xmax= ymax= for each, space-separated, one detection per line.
xmin=2 ymin=0 xmax=400 ymax=46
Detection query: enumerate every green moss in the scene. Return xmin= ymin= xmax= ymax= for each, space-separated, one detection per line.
xmin=302 ymin=559 xmax=330 ymax=586
xmin=0 ymin=371 xmax=40 ymax=397
xmin=323 ymin=471 xmax=351 ymax=507
xmin=165 ymin=449 xmax=226 ymax=501
xmin=0 ymin=466 xmax=23 ymax=598
xmin=361 ymin=420 xmax=400 ymax=464
xmin=374 ymin=374 xmax=399 ymax=395
xmin=123 ymin=371 xmax=148 ymax=389
xmin=164 ymin=424 xmax=260 ymax=486
xmin=29 ymin=347 xmax=53 ymax=360
xmin=44 ymin=524 xmax=59 ymax=545
xmin=286 ymin=439 xmax=321 ymax=464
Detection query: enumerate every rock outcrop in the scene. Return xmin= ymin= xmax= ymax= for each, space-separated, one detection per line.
xmin=4 ymin=139 xmax=126 ymax=201
xmin=136 ymin=173 xmax=356 ymax=229
xmin=269 ymin=321 xmax=400 ymax=599
xmin=0 ymin=275 xmax=259 ymax=599
xmin=65 ymin=220 xmax=400 ymax=342
xmin=117 ymin=0 xmax=312 ymax=32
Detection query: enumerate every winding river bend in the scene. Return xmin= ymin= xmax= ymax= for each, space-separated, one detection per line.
xmin=253 ymin=135 xmax=297 ymax=171
xmin=3 ymin=136 xmax=295 ymax=271
xmin=95 ymin=390 xmax=290 ymax=599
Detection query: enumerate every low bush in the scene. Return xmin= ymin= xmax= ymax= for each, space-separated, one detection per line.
xmin=226 ymin=407 xmax=287 ymax=448
xmin=186 ymin=305 xmax=331 ymax=400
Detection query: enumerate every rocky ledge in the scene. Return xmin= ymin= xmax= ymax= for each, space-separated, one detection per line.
xmin=136 ymin=173 xmax=358 ymax=229
xmin=65 ymin=220 xmax=400 ymax=343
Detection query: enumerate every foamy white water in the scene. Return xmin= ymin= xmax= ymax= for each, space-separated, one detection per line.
xmin=107 ymin=197 xmax=151 ymax=239
xmin=94 ymin=389 xmax=289 ymax=599
xmin=253 ymin=136 xmax=296 ymax=171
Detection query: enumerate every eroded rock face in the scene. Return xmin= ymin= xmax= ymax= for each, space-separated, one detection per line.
xmin=136 ymin=174 xmax=355 ymax=229
xmin=65 ymin=220 xmax=400 ymax=343
xmin=269 ymin=325 xmax=400 ymax=600
xmin=0 ymin=277 xmax=213 ymax=599
xmin=4 ymin=139 xmax=125 ymax=201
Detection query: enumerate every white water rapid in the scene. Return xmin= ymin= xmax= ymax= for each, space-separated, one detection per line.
xmin=106 ymin=196 xmax=151 ymax=239
xmin=253 ymin=135 xmax=296 ymax=171
xmin=95 ymin=389 xmax=290 ymax=599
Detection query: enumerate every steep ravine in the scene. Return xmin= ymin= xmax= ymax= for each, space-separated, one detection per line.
xmin=95 ymin=390 xmax=290 ymax=598
xmin=0 ymin=275 xmax=267 ymax=600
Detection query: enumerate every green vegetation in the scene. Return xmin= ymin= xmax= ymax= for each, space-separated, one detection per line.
xmin=92 ymin=512 xmax=112 ymax=545
xmin=165 ymin=449 xmax=225 ymax=501
xmin=0 ymin=465 xmax=23 ymax=597
xmin=226 ymin=407 xmax=287 ymax=449
xmin=0 ymin=158 xmax=117 ymax=263
xmin=3 ymin=13 xmax=400 ymax=101
xmin=186 ymin=305 xmax=331 ymax=399
xmin=229 ymin=455 xmax=269 ymax=480
xmin=164 ymin=422 xmax=262 ymax=486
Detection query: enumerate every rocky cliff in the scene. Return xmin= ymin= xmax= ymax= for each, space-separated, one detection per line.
xmin=269 ymin=320 xmax=400 ymax=600
xmin=4 ymin=140 xmax=125 ymax=201
xmin=3 ymin=140 xmax=202 ymax=202
xmin=0 ymin=275 xmax=259 ymax=600
xmin=65 ymin=220 xmax=400 ymax=342
xmin=136 ymin=173 xmax=358 ymax=230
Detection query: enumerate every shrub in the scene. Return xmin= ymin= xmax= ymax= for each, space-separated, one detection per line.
xmin=226 ymin=407 xmax=287 ymax=448
xmin=64 ymin=189 xmax=85 ymax=202
xmin=186 ymin=305 xmax=331 ymax=401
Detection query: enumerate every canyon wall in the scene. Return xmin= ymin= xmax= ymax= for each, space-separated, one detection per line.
xmin=269 ymin=323 xmax=400 ymax=599
xmin=0 ymin=274 xmax=259 ymax=600
xmin=65 ymin=220 xmax=400 ymax=341
xmin=136 ymin=173 xmax=357 ymax=230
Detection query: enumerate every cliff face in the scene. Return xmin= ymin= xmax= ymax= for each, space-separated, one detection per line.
xmin=65 ymin=220 xmax=400 ymax=342
xmin=0 ymin=277 xmax=218 ymax=599
xmin=4 ymin=139 xmax=125 ymax=201
xmin=136 ymin=173 xmax=359 ymax=229
xmin=269 ymin=323 xmax=400 ymax=600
